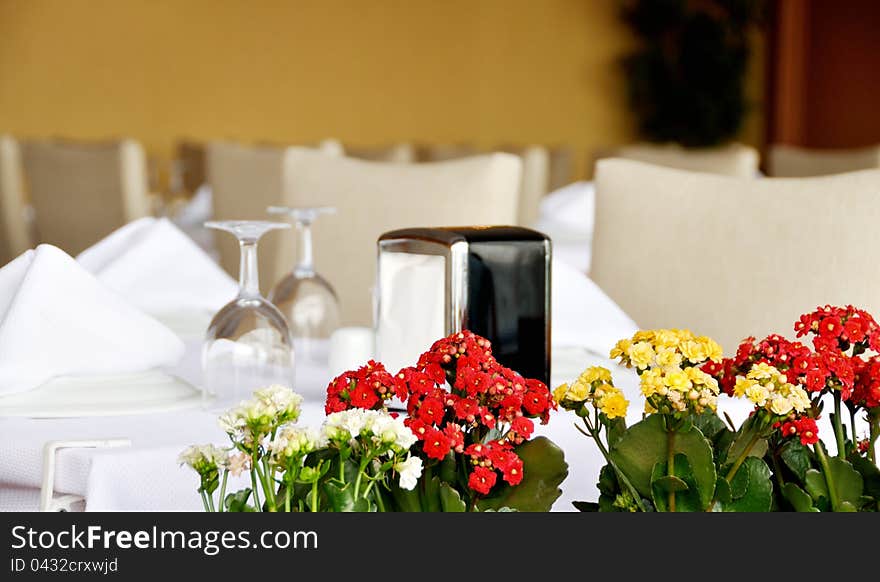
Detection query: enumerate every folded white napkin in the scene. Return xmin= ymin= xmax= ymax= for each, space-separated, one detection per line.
xmin=77 ymin=217 xmax=237 ymax=315
xmin=551 ymin=257 xmax=639 ymax=356
xmin=0 ymin=244 xmax=185 ymax=396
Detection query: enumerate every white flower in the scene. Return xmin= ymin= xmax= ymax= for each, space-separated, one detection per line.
xmin=178 ymin=444 xmax=229 ymax=474
xmin=394 ymin=455 xmax=424 ymax=490
xmin=254 ymin=385 xmax=302 ymax=421
xmin=769 ymin=395 xmax=794 ymax=416
xmin=370 ymin=413 xmax=417 ymax=450
xmin=323 ymin=409 xmax=369 ymax=441
xmin=271 ymin=426 xmax=328 ymax=462
xmin=226 ymin=452 xmax=251 ymax=477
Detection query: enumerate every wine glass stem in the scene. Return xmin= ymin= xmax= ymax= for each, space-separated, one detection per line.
xmin=239 ymin=240 xmax=261 ymax=298
xmin=295 ymin=222 xmax=315 ymax=277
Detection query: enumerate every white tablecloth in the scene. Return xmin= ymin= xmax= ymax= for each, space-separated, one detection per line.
xmin=1 ymin=340 xmax=686 ymax=511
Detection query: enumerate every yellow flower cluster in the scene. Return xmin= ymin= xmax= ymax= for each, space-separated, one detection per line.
xmin=733 ymin=363 xmax=810 ymax=417
xmin=610 ymin=329 xmax=723 ymax=416
xmin=553 ymin=366 xmax=629 ymax=420
xmin=611 ymin=329 xmax=723 ymax=370
xmin=640 ymin=365 xmax=720 ymax=415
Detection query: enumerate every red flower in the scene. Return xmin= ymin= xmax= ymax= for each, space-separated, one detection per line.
xmin=510 ymin=416 xmax=534 ymax=440
xmin=453 ymin=397 xmax=480 ymax=421
xmin=417 ymin=396 xmax=445 ymax=426
xmin=468 ymin=466 xmax=497 ymax=495
xmin=443 ymin=423 xmax=465 ymax=453
xmin=350 ymin=381 xmax=380 ymax=409
xmin=501 ymin=456 xmax=524 ymax=486
xmin=421 ymin=427 xmax=451 ymax=460
xmin=522 ymin=382 xmax=551 ymax=416
xmin=780 ymin=417 xmax=819 ymax=446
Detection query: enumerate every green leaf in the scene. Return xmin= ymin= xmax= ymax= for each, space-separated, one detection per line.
xmin=476 ymin=436 xmax=568 ymax=512
xmin=421 ymin=474 xmax=442 ymax=512
xmin=573 ymin=501 xmax=600 ymax=512
xmin=713 ymin=477 xmax=732 ymax=504
xmin=651 ymin=454 xmax=703 ymax=512
xmin=322 ymin=479 xmax=375 ymax=512
xmin=781 ymin=483 xmax=818 ymax=512
xmin=389 ymin=483 xmax=422 ymax=512
xmin=609 ymin=414 xmax=716 ymax=509
xmin=780 ymin=441 xmax=813 ymax=482
xmin=720 ymin=457 xmax=773 ymax=512
xmin=223 ymin=489 xmax=256 ymax=512
xmin=724 ymin=417 xmax=768 ymax=468
xmin=848 ymin=454 xmax=880 ymax=500
xmin=804 ymin=469 xmax=829 ymax=504
xmin=838 ymin=501 xmax=858 ymax=512
xmin=439 ymin=482 xmax=467 ymax=512
xmin=826 ymin=457 xmax=864 ymax=505
xmin=692 ymin=411 xmax=727 ymax=443
xmin=605 ymin=417 xmax=628 ymax=448
xmin=596 ymin=463 xmax=619 ymax=497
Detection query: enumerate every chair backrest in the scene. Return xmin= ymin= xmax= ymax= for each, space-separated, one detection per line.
xmin=415 ymin=143 xmax=480 ymax=162
xmin=0 ymin=135 xmax=31 ymax=264
xmin=498 ymin=145 xmax=550 ymax=226
xmin=175 ymin=140 xmax=208 ymax=195
xmin=345 ymin=143 xmax=416 ymax=163
xmin=591 ymin=159 xmax=880 ymax=352
xmin=547 ymin=146 xmax=575 ymax=192
xmin=278 ymin=151 xmax=522 ymax=325
xmin=21 ymin=139 xmax=150 ymax=255
xmin=768 ymin=144 xmax=880 ymax=177
xmin=595 ymin=142 xmax=760 ymax=178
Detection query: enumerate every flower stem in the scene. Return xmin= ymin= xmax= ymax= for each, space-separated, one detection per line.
xmin=833 ymin=392 xmax=846 ymax=458
xmin=814 ymin=442 xmax=841 ymax=511
xmin=576 ymin=417 xmax=647 ymax=512
xmin=200 ymin=490 xmax=210 ymax=512
xmin=250 ymin=457 xmax=262 ymax=511
xmin=869 ymin=413 xmax=879 ymax=464
xmin=667 ymin=428 xmax=676 ymax=513
xmin=218 ymin=470 xmax=228 ymax=513
xmin=725 ymin=432 xmax=761 ymax=482
xmin=310 ymin=479 xmax=319 ymax=512
xmin=849 ymin=408 xmax=858 ymax=458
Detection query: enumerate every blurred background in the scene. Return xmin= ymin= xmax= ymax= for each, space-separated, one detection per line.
xmin=2 ymin=0 xmax=879 ymax=282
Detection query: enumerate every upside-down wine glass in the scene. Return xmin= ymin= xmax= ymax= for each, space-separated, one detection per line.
xmin=266 ymin=206 xmax=341 ymax=366
xmin=202 ymin=220 xmax=294 ymax=409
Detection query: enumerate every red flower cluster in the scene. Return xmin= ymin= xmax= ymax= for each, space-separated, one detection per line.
xmin=464 ymin=441 xmax=524 ymax=494
xmin=779 ymin=417 xmax=820 ymax=446
xmin=852 ymin=356 xmax=880 ymax=409
xmin=326 ymin=330 xmax=554 ymax=497
xmin=795 ymin=305 xmax=880 ymax=353
xmin=325 ymin=360 xmax=402 ymax=414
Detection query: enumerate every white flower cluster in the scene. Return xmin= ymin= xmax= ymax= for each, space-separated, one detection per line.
xmin=218 ymin=384 xmax=303 ymax=443
xmin=177 ymin=444 xmax=229 ymax=474
xmin=322 ymin=409 xmax=417 ymax=452
xmin=269 ymin=426 xmax=329 ymax=465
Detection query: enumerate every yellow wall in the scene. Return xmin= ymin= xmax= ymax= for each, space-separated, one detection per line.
xmin=0 ymin=0 xmax=763 ymax=182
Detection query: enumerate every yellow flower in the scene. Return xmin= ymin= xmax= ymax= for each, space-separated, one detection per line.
xmin=640 ymin=368 xmax=664 ymax=397
xmin=610 ymin=338 xmax=632 ymax=360
xmin=599 ymin=391 xmax=629 ymax=419
xmin=745 ymin=384 xmax=769 ymax=406
xmin=788 ymin=386 xmax=810 ymax=412
xmin=580 ymin=366 xmax=612 ymax=384
xmin=567 ymin=379 xmax=590 ymax=402
xmin=628 ymin=341 xmax=655 ymax=370
xmin=769 ymin=395 xmax=794 ymax=416
xmin=733 ymin=376 xmax=753 ymax=398
xmin=655 ymin=347 xmax=683 ymax=370
xmin=552 ymin=383 xmax=569 ymax=404
xmin=654 ymin=329 xmax=681 ymax=348
xmin=665 ymin=369 xmax=692 ymax=392
xmin=644 ymin=400 xmax=658 ymax=414
xmin=680 ymin=340 xmax=708 ymax=363
xmin=700 ymin=337 xmax=724 ymax=362
xmin=632 ymin=330 xmax=655 ymax=343
xmin=748 ymin=362 xmax=776 ymax=381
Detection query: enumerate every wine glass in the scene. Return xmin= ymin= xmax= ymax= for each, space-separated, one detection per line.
xmin=202 ymin=220 xmax=294 ymax=409
xmin=266 ymin=206 xmax=341 ymax=366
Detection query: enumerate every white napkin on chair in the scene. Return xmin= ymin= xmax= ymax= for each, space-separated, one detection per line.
xmin=77 ymin=217 xmax=237 ymax=317
xmin=0 ymin=244 xmax=185 ymax=396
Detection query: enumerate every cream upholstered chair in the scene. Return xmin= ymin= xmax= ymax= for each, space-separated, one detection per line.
xmin=591 ymin=159 xmax=880 ymax=353
xmin=277 ymin=151 xmax=522 ymax=325
xmin=21 ymin=139 xmax=150 ymax=255
xmin=345 ymin=143 xmax=415 ymax=163
xmin=0 ymin=135 xmax=32 ymax=264
xmin=596 ymin=142 xmax=760 ymax=178
xmin=768 ymin=144 xmax=880 ymax=177
xmin=548 ymin=146 xmax=575 ymax=191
